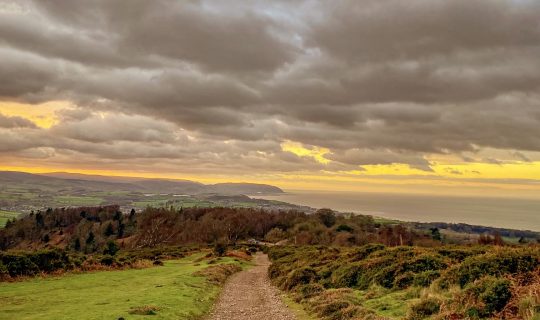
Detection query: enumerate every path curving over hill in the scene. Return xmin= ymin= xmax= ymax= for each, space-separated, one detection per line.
xmin=207 ymin=253 xmax=296 ymax=320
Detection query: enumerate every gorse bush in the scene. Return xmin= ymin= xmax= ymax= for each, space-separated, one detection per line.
xmin=268 ymin=245 xmax=540 ymax=320
xmin=412 ymin=270 xmax=440 ymax=287
xmin=462 ymin=276 xmax=512 ymax=317
xmin=407 ymin=297 xmax=441 ymax=320
xmin=0 ymin=246 xmax=195 ymax=281
xmin=0 ymin=249 xmax=70 ymax=277
xmin=439 ymin=248 xmax=539 ymax=288
xmin=282 ymin=267 xmax=317 ymax=290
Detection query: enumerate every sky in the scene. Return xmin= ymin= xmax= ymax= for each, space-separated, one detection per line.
xmin=1 ymin=0 xmax=540 ymax=197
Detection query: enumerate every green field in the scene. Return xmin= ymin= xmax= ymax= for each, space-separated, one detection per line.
xmin=54 ymin=196 xmax=104 ymax=206
xmin=0 ymin=253 xmax=246 ymax=320
xmin=0 ymin=210 xmax=20 ymax=227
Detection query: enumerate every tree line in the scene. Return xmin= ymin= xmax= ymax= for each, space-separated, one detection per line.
xmin=0 ymin=205 xmax=443 ymax=252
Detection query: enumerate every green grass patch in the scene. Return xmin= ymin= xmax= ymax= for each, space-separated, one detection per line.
xmin=359 ymin=287 xmax=417 ymax=318
xmin=372 ymin=216 xmax=400 ymax=225
xmin=281 ymin=294 xmax=317 ymax=320
xmin=0 ymin=253 xmax=246 ymax=320
xmin=0 ymin=210 xmax=20 ymax=227
xmin=54 ymin=196 xmax=104 ymax=206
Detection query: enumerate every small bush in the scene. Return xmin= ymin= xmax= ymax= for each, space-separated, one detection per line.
xmin=282 ymin=267 xmax=317 ymax=290
xmin=394 ymin=271 xmax=415 ymax=289
xmin=331 ymin=264 xmax=362 ymax=288
xmin=100 ymin=255 xmax=115 ymax=266
xmin=128 ymin=305 xmax=160 ymax=315
xmin=413 ymin=270 xmax=441 ymax=287
xmin=213 ymin=242 xmax=227 ymax=257
xmin=441 ymin=249 xmax=538 ymax=287
xmin=306 ymin=288 xmax=372 ymax=320
xmin=336 ymin=224 xmax=354 ymax=233
xmin=407 ymin=297 xmax=441 ymax=320
xmin=265 ymin=228 xmax=288 ymax=243
xmin=348 ymin=243 xmax=386 ymax=261
xmin=400 ymin=255 xmax=447 ymax=273
xmin=193 ymin=263 xmax=241 ymax=284
xmin=103 ymin=241 xmax=120 ymax=256
xmin=5 ymin=256 xmax=39 ymax=277
xmin=464 ymin=276 xmax=512 ymax=317
xmin=0 ymin=262 xmax=8 ymax=279
xmin=294 ymin=283 xmax=324 ymax=301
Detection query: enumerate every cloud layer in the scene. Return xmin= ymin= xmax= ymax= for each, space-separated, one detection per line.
xmin=1 ymin=0 xmax=540 ymax=177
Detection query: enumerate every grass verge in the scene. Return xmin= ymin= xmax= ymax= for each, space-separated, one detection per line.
xmin=281 ymin=294 xmax=318 ymax=320
xmin=0 ymin=252 xmax=247 ymax=320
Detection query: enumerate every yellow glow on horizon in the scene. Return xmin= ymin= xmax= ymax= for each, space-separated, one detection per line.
xmin=0 ymin=100 xmax=73 ymax=128
xmin=1 ymin=161 xmax=540 ymax=198
xmin=337 ymin=161 xmax=540 ymax=181
xmin=432 ymin=162 xmax=540 ymax=180
xmin=281 ymin=140 xmax=331 ymax=164
xmin=354 ymin=164 xmax=432 ymax=176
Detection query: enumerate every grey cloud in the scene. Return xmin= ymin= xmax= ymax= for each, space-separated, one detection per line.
xmin=31 ymin=0 xmax=297 ymax=73
xmin=50 ymin=112 xmax=183 ymax=144
xmin=327 ymin=148 xmax=433 ymax=171
xmin=0 ymin=48 xmax=59 ymax=100
xmin=0 ymin=0 xmax=539 ymax=174
xmin=511 ymin=151 xmax=531 ymax=162
xmin=308 ymin=0 xmax=540 ymax=62
xmin=0 ymin=113 xmax=37 ymax=128
xmin=0 ymin=127 xmax=42 ymax=152
xmin=484 ymin=158 xmax=504 ymax=165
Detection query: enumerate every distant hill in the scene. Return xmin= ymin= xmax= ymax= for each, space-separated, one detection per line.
xmin=207 ymin=183 xmax=283 ymax=195
xmin=0 ymin=171 xmax=284 ymax=195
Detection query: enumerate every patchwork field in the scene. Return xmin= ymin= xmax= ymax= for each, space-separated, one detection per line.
xmin=0 ymin=253 xmax=247 ymax=320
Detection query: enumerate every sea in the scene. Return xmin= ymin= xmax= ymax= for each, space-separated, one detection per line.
xmin=255 ymin=190 xmax=540 ymax=232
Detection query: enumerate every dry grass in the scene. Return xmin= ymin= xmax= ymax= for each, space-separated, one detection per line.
xmin=226 ymin=250 xmax=253 ymax=261
xmin=128 ymin=305 xmax=161 ymax=315
xmin=300 ymin=288 xmax=389 ymax=320
xmin=498 ymin=268 xmax=540 ymax=320
xmin=77 ymin=258 xmax=154 ymax=272
xmin=193 ymin=263 xmax=242 ymax=284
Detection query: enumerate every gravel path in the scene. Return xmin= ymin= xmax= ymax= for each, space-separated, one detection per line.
xmin=206 ymin=253 xmax=297 ymax=320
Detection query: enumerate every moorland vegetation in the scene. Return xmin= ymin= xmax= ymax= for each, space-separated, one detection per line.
xmin=0 ymin=205 xmax=538 ymax=319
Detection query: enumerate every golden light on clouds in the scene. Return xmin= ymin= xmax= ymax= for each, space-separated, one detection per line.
xmin=341 ymin=161 xmax=540 ymax=181
xmin=281 ymin=140 xmax=332 ymax=164
xmin=1 ymin=0 xmax=540 ymax=203
xmin=0 ymin=101 xmax=73 ymax=128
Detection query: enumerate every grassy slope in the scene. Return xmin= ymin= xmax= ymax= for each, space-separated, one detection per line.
xmin=0 ymin=253 xmax=246 ymax=320
xmin=0 ymin=210 xmax=20 ymax=227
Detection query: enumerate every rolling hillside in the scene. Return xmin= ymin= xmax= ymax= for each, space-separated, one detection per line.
xmin=0 ymin=171 xmax=283 ymax=195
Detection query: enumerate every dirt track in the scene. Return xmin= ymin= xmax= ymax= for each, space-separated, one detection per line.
xmin=206 ymin=253 xmax=296 ymax=320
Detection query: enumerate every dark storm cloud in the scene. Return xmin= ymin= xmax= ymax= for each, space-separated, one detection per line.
xmin=28 ymin=0 xmax=297 ymax=72
xmin=309 ymin=0 xmax=540 ymax=62
xmin=1 ymin=0 xmax=540 ymax=172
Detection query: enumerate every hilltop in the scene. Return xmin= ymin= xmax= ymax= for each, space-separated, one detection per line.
xmin=0 ymin=171 xmax=283 ymax=214
xmin=1 ymin=171 xmax=283 ymax=195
